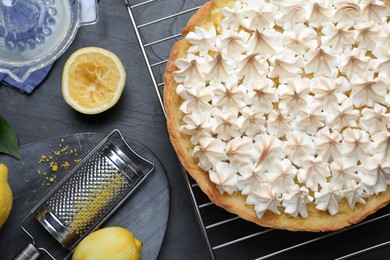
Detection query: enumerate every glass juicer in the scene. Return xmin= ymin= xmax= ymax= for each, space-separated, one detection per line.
xmin=0 ymin=0 xmax=98 ymax=82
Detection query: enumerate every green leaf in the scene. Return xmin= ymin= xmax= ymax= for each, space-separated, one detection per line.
xmin=0 ymin=116 xmax=21 ymax=160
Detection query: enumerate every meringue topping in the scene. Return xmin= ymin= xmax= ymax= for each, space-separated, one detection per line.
xmin=349 ymin=72 xmax=387 ymax=107
xmin=372 ymin=46 xmax=390 ymax=78
xmin=282 ymin=185 xmax=313 ymax=218
xmin=186 ymin=27 xmax=217 ymax=55
xmin=298 ymin=156 xmax=331 ymax=191
xmin=173 ymin=54 xmax=208 ymax=83
xmin=241 ymin=1 xmax=275 ymax=30
xmin=284 ymin=131 xmax=315 ymax=164
xmin=333 ymin=0 xmax=361 ymax=23
xmin=266 ymin=159 xmax=298 ymax=194
xmin=245 ymin=78 xmax=277 ymax=113
xmin=269 ymin=51 xmax=304 ymax=82
xmin=237 ymin=53 xmax=268 ymax=80
xmin=237 ymin=163 xmax=268 ymax=195
xmin=381 ymin=23 xmax=390 ymax=45
xmin=314 ymin=182 xmax=343 ymax=215
xmin=342 ymin=128 xmax=373 ymax=162
xmin=371 ymin=131 xmax=390 ymax=161
xmin=295 ymin=101 xmax=326 ymax=134
xmin=217 ymin=29 xmax=249 ymax=59
xmin=310 ymin=76 xmax=350 ymax=110
xmin=206 ymin=50 xmax=232 ymax=82
xmin=220 ymin=1 xmax=244 ymax=31
xmin=226 ymin=136 xmax=255 ymax=167
xmin=177 ymin=82 xmax=212 ymax=114
xmin=341 ymin=180 xmax=367 ymax=209
xmin=330 ymin=159 xmax=360 ymax=190
xmin=360 ymin=104 xmax=390 ymax=135
xmin=306 ymin=1 xmax=333 ymax=27
xmin=210 ymin=78 xmax=247 ymax=111
xmin=237 ymin=106 xmax=267 ymax=137
xmin=173 ymin=0 xmax=390 ymax=219
xmin=278 ymin=77 xmax=311 ymax=114
xmin=338 ymin=48 xmax=372 ymax=78
xmin=267 ymin=108 xmax=293 ymax=138
xmin=360 ymin=0 xmax=390 ymax=24
xmin=359 ymin=155 xmax=388 ymax=195
xmin=276 ymin=1 xmax=306 ymax=29
xmin=283 ymin=24 xmax=318 ymax=55
xmin=321 ymin=23 xmax=355 ymax=53
xmin=304 ymin=47 xmax=338 ymax=77
xmin=211 ymin=108 xmax=241 ymax=140
xmin=193 ymin=137 xmax=228 ymax=171
xmin=246 ymin=183 xmax=282 ymax=218
xmin=314 ymin=126 xmax=343 ymax=162
xmin=254 ymin=134 xmax=284 ymax=167
xmin=355 ymin=22 xmax=383 ymax=51
xmin=209 ymin=162 xmax=238 ymax=194
xmin=326 ymin=96 xmax=359 ymax=130
xmin=180 ymin=113 xmax=212 ymax=145
xmin=248 ymin=29 xmax=282 ymax=57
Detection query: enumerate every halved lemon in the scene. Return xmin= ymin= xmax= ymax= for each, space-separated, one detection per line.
xmin=62 ymin=47 xmax=126 ymax=114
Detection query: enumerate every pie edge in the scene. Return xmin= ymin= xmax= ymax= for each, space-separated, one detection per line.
xmin=163 ymin=0 xmax=390 ymax=232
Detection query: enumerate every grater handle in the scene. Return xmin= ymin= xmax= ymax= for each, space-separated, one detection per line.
xmin=14 ymin=243 xmax=40 ymax=260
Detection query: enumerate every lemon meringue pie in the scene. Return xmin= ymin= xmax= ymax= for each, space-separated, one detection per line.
xmin=164 ymin=0 xmax=390 ymax=231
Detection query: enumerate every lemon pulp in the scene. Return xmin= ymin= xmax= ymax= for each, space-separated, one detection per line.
xmin=62 ymin=47 xmax=126 ymax=114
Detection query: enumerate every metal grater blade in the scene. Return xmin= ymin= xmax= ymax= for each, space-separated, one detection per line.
xmin=36 ymin=146 xmax=135 ymax=249
xmin=13 ymin=130 xmax=155 ymax=259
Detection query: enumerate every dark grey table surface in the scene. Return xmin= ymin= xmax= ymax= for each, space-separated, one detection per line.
xmin=1 ymin=1 xmax=390 ymax=260
xmin=0 ymin=1 xmax=210 ymax=259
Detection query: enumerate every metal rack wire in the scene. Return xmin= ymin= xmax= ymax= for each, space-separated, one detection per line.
xmin=123 ymin=0 xmax=390 ymax=259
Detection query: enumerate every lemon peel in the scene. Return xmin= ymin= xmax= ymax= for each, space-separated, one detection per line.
xmin=62 ymin=47 xmax=126 ymax=114
xmin=0 ymin=163 xmax=13 ymax=228
xmin=72 ymin=226 xmax=142 ymax=260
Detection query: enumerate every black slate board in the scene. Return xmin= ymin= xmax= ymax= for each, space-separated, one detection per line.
xmin=0 ymin=132 xmax=170 ymax=260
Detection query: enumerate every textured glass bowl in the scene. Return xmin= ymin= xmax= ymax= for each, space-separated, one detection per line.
xmin=0 ymin=0 xmax=98 ymax=82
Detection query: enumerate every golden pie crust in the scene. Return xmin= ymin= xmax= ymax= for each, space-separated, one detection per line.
xmin=164 ymin=0 xmax=390 ymax=231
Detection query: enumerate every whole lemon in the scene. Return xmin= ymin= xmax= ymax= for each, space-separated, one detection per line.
xmin=0 ymin=163 xmax=13 ymax=228
xmin=72 ymin=227 xmax=142 ymax=260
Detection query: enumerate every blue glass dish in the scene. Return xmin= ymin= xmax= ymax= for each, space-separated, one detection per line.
xmin=0 ymin=0 xmax=98 ymax=82
xmin=0 ymin=0 xmax=57 ymax=52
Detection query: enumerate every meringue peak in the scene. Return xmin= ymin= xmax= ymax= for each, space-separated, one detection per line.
xmin=306 ymin=1 xmax=332 ymax=27
xmin=304 ymin=47 xmax=338 ymax=77
xmin=269 ymin=51 xmax=304 ymax=82
xmin=206 ymin=50 xmax=231 ymax=82
xmin=333 ymin=1 xmax=361 ymax=23
xmin=249 ymin=29 xmax=282 ymax=57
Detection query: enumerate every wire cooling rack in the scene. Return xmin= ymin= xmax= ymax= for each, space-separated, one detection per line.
xmin=123 ymin=0 xmax=390 ymax=259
